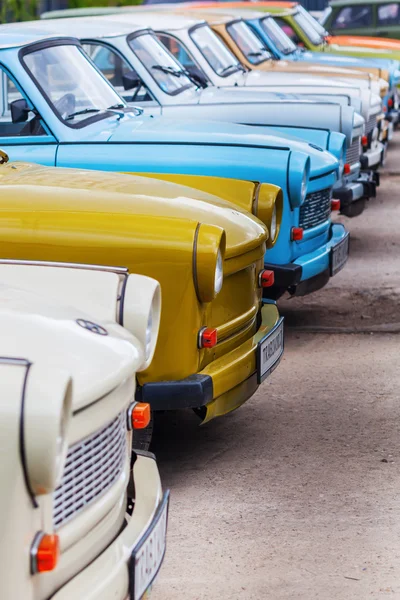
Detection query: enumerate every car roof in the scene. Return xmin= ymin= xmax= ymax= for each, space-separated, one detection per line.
xmin=0 ymin=16 xmax=149 ymax=40
xmin=0 ymin=28 xmax=77 ymax=49
xmin=176 ymin=7 xmax=269 ymax=23
xmin=104 ymin=10 xmax=207 ymax=31
xmin=329 ymin=0 xmax=393 ymax=6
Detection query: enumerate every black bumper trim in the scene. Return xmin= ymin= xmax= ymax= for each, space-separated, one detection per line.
xmin=262 ymin=262 xmax=303 ymax=300
xmin=138 ymin=374 xmax=213 ymax=410
xmin=291 ymin=268 xmax=330 ymax=297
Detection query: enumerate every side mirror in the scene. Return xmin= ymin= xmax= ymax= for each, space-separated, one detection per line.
xmin=10 ymin=98 xmax=30 ymax=123
xmin=122 ymin=71 xmax=141 ymax=91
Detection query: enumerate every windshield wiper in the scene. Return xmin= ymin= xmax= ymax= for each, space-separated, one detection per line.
xmin=152 ymin=65 xmax=184 ymax=77
xmin=65 ymin=108 xmax=101 ymax=120
xmin=248 ymin=51 xmax=264 ymax=57
xmin=107 ymin=103 xmax=125 ymax=109
xmin=219 ymin=64 xmax=243 ymax=76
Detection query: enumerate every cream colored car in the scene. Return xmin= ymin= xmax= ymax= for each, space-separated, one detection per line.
xmin=0 ymin=260 xmax=168 ymax=600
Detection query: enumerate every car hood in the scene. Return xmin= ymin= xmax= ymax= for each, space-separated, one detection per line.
xmin=104 ymin=115 xmax=339 ymax=177
xmin=199 ymin=86 xmax=306 ymax=104
xmin=0 ymin=284 xmax=141 ymax=410
xmin=0 ymin=160 xmax=268 ymax=258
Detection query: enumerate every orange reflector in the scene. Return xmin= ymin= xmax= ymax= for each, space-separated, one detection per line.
xmin=259 ymin=269 xmax=275 ymax=288
xmin=131 ymin=402 xmax=151 ymax=430
xmin=291 ymin=227 xmax=303 ymax=241
xmin=32 ymin=534 xmax=59 ymax=574
xmin=344 ymin=163 xmax=351 ymax=175
xmin=198 ymin=327 xmax=217 ymax=349
xmin=361 ymin=135 xmax=368 ymax=147
xmin=331 ymin=199 xmax=341 ymax=211
xmin=383 ymin=105 xmax=387 ymax=112
xmin=388 ymin=98 xmax=394 ymax=108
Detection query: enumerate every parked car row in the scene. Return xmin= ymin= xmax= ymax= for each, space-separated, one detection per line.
xmin=1 ymin=1 xmax=399 ymax=598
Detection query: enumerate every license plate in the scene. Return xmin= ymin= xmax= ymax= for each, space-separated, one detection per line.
xmin=129 ymin=491 xmax=170 ymax=600
xmin=330 ymin=233 xmax=350 ymax=277
xmin=257 ymin=317 xmax=284 ymax=384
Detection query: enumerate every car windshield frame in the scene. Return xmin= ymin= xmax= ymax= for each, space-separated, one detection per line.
xmin=188 ymin=23 xmax=243 ymax=77
xmin=292 ymin=9 xmax=325 ymax=45
xmin=226 ymin=19 xmax=272 ymax=64
xmin=259 ymin=16 xmax=298 ymax=55
xmin=127 ymin=29 xmax=196 ymax=96
xmin=19 ymin=38 xmax=128 ymax=129
xmin=297 ymin=6 xmax=329 ymax=37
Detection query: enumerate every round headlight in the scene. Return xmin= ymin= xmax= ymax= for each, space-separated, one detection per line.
xmin=214 ymin=249 xmax=223 ymax=296
xmin=121 ymin=274 xmax=161 ymax=372
xmin=23 ymin=365 xmax=72 ymax=496
xmin=194 ymin=223 xmax=226 ymax=303
xmin=270 ymin=204 xmax=277 ymax=242
xmin=288 ymin=151 xmax=310 ymax=209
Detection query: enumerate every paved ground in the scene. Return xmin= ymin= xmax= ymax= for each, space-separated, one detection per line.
xmin=152 ymin=135 xmax=400 ymax=600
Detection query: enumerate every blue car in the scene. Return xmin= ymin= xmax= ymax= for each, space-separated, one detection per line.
xmin=0 ymin=28 xmax=349 ymax=298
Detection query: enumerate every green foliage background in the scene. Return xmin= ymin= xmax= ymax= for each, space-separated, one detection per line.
xmin=0 ymin=0 xmax=141 ymax=23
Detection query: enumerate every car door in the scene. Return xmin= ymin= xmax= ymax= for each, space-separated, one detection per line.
xmin=329 ymin=4 xmax=375 ymax=36
xmin=375 ymin=2 xmax=400 ymax=37
xmin=0 ymin=66 xmax=57 ymax=165
xmin=81 ymin=41 xmax=162 ymax=115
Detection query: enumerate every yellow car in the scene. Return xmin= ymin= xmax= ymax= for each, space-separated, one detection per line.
xmin=0 ymin=150 xmax=284 ymax=441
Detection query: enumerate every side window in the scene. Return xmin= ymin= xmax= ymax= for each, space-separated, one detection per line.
xmin=273 ymin=18 xmax=301 ymax=44
xmin=378 ymin=3 xmax=400 ymax=25
xmin=332 ymin=5 xmax=373 ymax=29
xmin=0 ymin=69 xmax=45 ymax=137
xmin=82 ymin=43 xmax=153 ymax=103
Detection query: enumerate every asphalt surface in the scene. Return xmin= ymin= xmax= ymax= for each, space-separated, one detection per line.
xmin=152 ymin=134 xmax=400 ymax=600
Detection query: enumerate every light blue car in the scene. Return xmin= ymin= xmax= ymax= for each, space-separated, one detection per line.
xmin=16 ymin=15 xmax=372 ymax=217
xmin=0 ymin=28 xmax=349 ymax=298
xmin=243 ymin=10 xmax=400 ymax=122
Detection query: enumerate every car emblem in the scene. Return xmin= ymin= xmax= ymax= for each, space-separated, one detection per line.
xmin=76 ymin=319 xmax=108 ymax=336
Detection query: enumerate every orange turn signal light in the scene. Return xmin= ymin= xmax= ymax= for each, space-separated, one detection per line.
xmin=331 ymin=199 xmax=341 ymax=211
xmin=130 ymin=402 xmax=151 ymax=430
xmin=31 ymin=533 xmax=59 ymax=574
xmin=361 ymin=135 xmax=368 ymax=147
xmin=388 ymin=97 xmax=394 ymax=108
xmin=291 ymin=227 xmax=303 ymax=241
xmin=343 ymin=163 xmax=351 ymax=175
xmin=198 ymin=327 xmax=217 ymax=349
xmin=259 ymin=269 xmax=275 ymax=288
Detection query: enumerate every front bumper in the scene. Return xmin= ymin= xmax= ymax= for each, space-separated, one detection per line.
xmin=51 ymin=454 xmax=165 ymax=600
xmin=264 ymin=223 xmax=348 ymax=299
xmin=139 ymin=302 xmax=281 ymax=421
xmin=333 ymin=171 xmax=376 ymax=217
xmin=360 ymin=141 xmax=385 ymax=170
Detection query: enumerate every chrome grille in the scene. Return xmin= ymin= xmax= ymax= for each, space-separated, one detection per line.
xmin=53 ymin=412 xmax=127 ymax=529
xmin=299 ymin=188 xmax=332 ymax=230
xmin=365 ymin=115 xmax=377 ymax=135
xmin=346 ymin=136 xmax=361 ymax=166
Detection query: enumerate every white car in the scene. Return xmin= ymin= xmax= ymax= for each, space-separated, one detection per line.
xmin=0 ymin=260 xmax=167 ymax=600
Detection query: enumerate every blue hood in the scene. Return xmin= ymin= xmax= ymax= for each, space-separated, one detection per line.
xmin=106 ymin=115 xmax=339 ymax=179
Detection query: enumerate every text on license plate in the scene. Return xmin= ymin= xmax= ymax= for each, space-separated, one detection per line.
xmin=257 ymin=317 xmax=284 ymax=384
xmin=131 ymin=491 xmax=170 ymax=600
xmin=331 ymin=233 xmax=349 ymax=277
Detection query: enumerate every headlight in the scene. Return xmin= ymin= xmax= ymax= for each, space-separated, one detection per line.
xmin=287 ymin=151 xmax=310 ymax=209
xmin=214 ymin=249 xmax=223 ymax=295
xmin=194 ymin=223 xmax=226 ymax=303
xmin=254 ymin=184 xmax=283 ymax=248
xmin=23 ymin=365 xmax=72 ymax=495
xmin=121 ymin=274 xmax=161 ymax=371
xmin=328 ymin=132 xmax=346 ymax=179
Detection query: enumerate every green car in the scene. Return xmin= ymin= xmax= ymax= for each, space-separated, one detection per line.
xmin=262 ymin=3 xmax=400 ymax=61
xmin=323 ymin=0 xmax=400 ymax=40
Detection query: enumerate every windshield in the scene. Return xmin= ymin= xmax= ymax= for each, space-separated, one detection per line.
xmin=298 ymin=6 xmax=329 ymax=37
xmin=129 ymin=32 xmax=195 ymax=95
xmin=190 ymin=24 xmax=242 ymax=77
xmin=22 ymin=44 xmax=125 ymax=125
xmin=260 ymin=16 xmax=297 ymax=55
xmin=226 ymin=20 xmax=271 ymax=64
xmin=293 ymin=10 xmax=325 ymax=45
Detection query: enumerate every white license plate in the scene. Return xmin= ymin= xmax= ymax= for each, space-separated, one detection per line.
xmin=130 ymin=491 xmax=170 ymax=600
xmin=330 ymin=233 xmax=350 ymax=277
xmin=257 ymin=317 xmax=284 ymax=384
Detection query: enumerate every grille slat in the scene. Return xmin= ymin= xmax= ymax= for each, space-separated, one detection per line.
xmin=53 ymin=412 xmax=127 ymax=529
xmin=299 ymin=188 xmax=332 ymax=230
xmin=346 ymin=136 xmax=361 ymax=166
xmin=366 ymin=115 xmax=377 ymax=135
